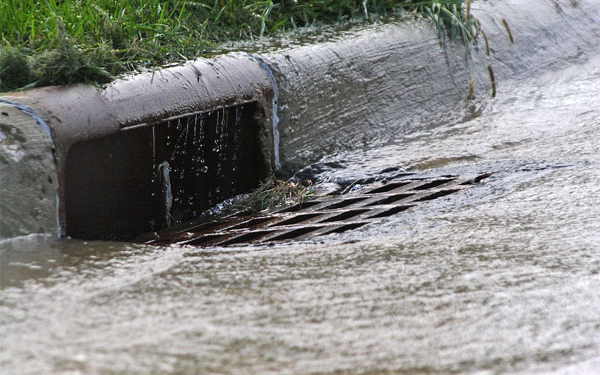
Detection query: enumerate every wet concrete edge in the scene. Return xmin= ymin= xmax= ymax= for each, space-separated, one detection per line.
xmin=264 ymin=0 xmax=600 ymax=175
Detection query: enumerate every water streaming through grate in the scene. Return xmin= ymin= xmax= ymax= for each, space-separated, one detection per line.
xmin=139 ymin=173 xmax=491 ymax=247
xmin=64 ymin=103 xmax=270 ymax=240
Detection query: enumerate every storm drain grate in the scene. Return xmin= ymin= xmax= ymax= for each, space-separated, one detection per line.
xmin=138 ymin=173 xmax=491 ymax=247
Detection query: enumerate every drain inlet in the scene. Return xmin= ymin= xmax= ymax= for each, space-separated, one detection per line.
xmin=141 ymin=173 xmax=491 ymax=247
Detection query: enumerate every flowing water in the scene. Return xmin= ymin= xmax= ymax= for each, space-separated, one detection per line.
xmin=2 ymin=14 xmax=600 ymax=375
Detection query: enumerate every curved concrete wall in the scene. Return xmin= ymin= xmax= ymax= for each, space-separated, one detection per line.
xmin=264 ymin=0 xmax=600 ymax=175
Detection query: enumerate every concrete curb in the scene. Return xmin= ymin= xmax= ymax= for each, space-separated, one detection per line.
xmin=264 ymin=0 xmax=600 ymax=174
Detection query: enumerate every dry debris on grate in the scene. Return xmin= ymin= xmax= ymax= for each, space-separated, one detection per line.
xmin=138 ymin=173 xmax=491 ymax=247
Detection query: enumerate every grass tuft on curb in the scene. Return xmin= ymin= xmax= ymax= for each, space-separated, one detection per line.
xmin=1 ymin=0 xmax=479 ymax=92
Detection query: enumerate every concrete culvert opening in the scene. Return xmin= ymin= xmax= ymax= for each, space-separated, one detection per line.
xmin=2 ymin=53 xmax=276 ymax=240
xmin=65 ymin=103 xmax=268 ymax=240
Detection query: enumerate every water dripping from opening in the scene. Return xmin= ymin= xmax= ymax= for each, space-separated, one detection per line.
xmin=158 ymin=161 xmax=173 ymax=227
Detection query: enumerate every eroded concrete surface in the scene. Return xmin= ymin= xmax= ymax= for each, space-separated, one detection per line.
xmin=0 ymin=102 xmax=58 ymax=238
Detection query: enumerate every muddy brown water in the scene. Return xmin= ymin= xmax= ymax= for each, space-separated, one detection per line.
xmin=2 ymin=0 xmax=600 ymax=371
xmin=1 ymin=47 xmax=599 ymax=373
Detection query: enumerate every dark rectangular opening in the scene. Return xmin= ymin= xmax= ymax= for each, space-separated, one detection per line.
xmin=65 ymin=103 xmax=266 ymax=240
xmin=416 ymin=189 xmax=460 ymax=201
xmin=413 ymin=178 xmax=454 ymax=190
xmin=320 ymin=209 xmax=369 ymax=223
xmin=321 ymin=222 xmax=367 ymax=235
xmin=219 ymin=230 xmax=275 ymax=246
xmin=322 ymin=197 xmax=368 ymax=210
xmin=369 ymin=205 xmax=414 ymax=218
xmin=366 ymin=193 xmax=414 ymax=206
xmin=183 ymin=234 xmax=229 ymax=246
xmin=269 ymin=226 xmax=321 ymax=241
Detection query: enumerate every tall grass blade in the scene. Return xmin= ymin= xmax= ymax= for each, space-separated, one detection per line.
xmin=487 ymin=64 xmax=496 ymax=98
xmin=501 ymin=18 xmax=514 ymax=43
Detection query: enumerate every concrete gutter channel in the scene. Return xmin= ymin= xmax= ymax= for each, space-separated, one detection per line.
xmin=0 ymin=0 xmax=598 ymax=240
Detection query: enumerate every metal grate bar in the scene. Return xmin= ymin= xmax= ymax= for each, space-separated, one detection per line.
xmin=139 ymin=173 xmax=490 ymax=247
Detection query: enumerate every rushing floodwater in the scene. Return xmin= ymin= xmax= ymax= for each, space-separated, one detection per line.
xmin=2 ymin=52 xmax=600 ymax=375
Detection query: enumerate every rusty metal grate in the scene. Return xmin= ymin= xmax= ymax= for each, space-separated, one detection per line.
xmin=138 ymin=173 xmax=491 ymax=247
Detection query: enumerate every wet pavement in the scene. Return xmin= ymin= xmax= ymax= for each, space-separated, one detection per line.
xmin=2 ymin=27 xmax=600 ymax=375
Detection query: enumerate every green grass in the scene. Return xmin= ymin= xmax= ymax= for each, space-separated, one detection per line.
xmin=0 ymin=0 xmax=478 ymax=92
